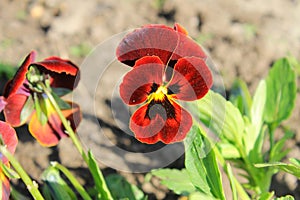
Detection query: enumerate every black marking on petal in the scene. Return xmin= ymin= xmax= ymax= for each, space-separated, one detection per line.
xmin=167 ymin=83 xmax=180 ymax=95
xmin=146 ymin=96 xmax=176 ymax=120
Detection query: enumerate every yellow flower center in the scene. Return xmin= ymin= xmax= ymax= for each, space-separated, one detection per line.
xmin=150 ymin=86 xmax=168 ymax=101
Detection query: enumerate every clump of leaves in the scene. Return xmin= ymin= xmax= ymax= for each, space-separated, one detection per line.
xmin=151 ymin=57 xmax=299 ymax=200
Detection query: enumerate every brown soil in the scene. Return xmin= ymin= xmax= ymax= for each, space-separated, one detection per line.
xmin=1 ymin=0 xmax=300 ymax=199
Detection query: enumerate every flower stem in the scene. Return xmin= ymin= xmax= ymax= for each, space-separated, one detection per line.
xmin=43 ymin=87 xmax=113 ymax=199
xmin=0 ymin=146 xmax=44 ymax=200
xmin=51 ymin=162 xmax=92 ymax=200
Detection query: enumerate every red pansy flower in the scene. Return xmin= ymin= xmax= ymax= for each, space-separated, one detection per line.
xmin=117 ymin=23 xmax=213 ymax=144
xmin=0 ymin=51 xmax=81 ymax=146
xmin=0 ymin=121 xmax=18 ymax=200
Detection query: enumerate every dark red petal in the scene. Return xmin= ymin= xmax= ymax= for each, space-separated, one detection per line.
xmin=168 ymin=57 xmax=213 ymax=101
xmin=130 ymin=99 xmax=193 ymax=144
xmin=32 ymin=57 xmax=80 ymax=90
xmin=4 ymin=51 xmax=36 ymax=97
xmin=120 ymin=56 xmax=164 ymax=105
xmin=116 ymin=24 xmax=178 ymax=66
xmin=4 ymin=94 xmax=29 ymax=127
xmin=0 ymin=121 xmax=18 ymax=164
xmin=0 ymin=171 xmax=10 ymax=200
xmin=171 ymin=31 xmax=207 ymax=61
xmin=28 ymin=102 xmax=81 ymax=147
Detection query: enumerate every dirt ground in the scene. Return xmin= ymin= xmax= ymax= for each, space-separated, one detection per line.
xmin=1 ymin=0 xmax=300 ymax=199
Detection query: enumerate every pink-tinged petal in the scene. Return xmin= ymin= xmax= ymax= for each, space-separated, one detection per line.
xmin=32 ymin=57 xmax=80 ymax=90
xmin=0 ymin=170 xmax=10 ymax=200
xmin=4 ymin=51 xmax=36 ymax=97
xmin=168 ymin=57 xmax=213 ymax=101
xmin=0 ymin=121 xmax=18 ymax=164
xmin=4 ymin=94 xmax=29 ymax=127
xmin=28 ymin=102 xmax=81 ymax=147
xmin=120 ymin=56 xmax=164 ymax=105
xmin=0 ymin=96 xmax=7 ymax=112
xmin=116 ymin=24 xmax=178 ymax=66
xmin=130 ymin=98 xmax=192 ymax=144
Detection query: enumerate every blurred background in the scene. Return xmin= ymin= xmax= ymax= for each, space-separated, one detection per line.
xmin=0 ymin=0 xmax=300 ymax=199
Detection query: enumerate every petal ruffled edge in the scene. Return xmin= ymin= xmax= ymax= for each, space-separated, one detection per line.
xmin=119 ymin=56 xmax=164 ymax=105
xmin=4 ymin=51 xmax=36 ymax=97
xmin=168 ymin=57 xmax=213 ymax=101
xmin=130 ymin=98 xmax=192 ymax=144
xmin=116 ymin=24 xmax=178 ymax=66
xmin=32 ymin=57 xmax=80 ymax=90
xmin=0 ymin=121 xmax=18 ymax=163
xmin=28 ymin=102 xmax=81 ymax=147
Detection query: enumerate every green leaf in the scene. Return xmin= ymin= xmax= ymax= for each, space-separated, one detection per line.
xmin=217 ymin=143 xmax=240 ymax=159
xmin=52 ymin=88 xmax=72 ymax=97
xmin=51 ymin=92 xmax=71 ymax=110
xmin=225 ymin=163 xmax=237 ymax=200
xmin=255 ymin=161 xmax=300 ymax=179
xmin=264 ymin=58 xmax=297 ymax=124
xmin=229 ymin=79 xmax=252 ymax=116
xmin=250 ymin=80 xmax=266 ymax=141
xmin=20 ymin=95 xmax=34 ymax=124
xmin=184 ymin=125 xmax=226 ymax=200
xmin=106 ymin=174 xmax=146 ymax=200
xmin=10 ymin=185 xmax=32 ymax=200
xmin=34 ymin=93 xmax=48 ymax=126
xmin=269 ymin=130 xmax=293 ymax=162
xmin=194 ymin=90 xmax=244 ymax=147
xmin=189 ymin=191 xmax=218 ymax=200
xmin=289 ymin=158 xmax=300 ymax=167
xmin=41 ymin=166 xmax=77 ymax=200
xmin=275 ymin=195 xmax=295 ymax=200
xmin=51 ymin=162 xmax=92 ymax=200
xmin=0 ymin=162 xmax=20 ymax=179
xmin=151 ymin=168 xmax=196 ymax=195
xmin=257 ymin=191 xmax=274 ymax=200
xmin=87 ymin=150 xmax=113 ymax=200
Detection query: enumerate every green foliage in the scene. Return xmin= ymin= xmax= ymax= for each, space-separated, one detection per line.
xmin=150 ymin=168 xmax=196 ymax=195
xmin=255 ymin=158 xmax=300 ymax=179
xmin=41 ymin=166 xmax=77 ymax=200
xmin=184 ymin=125 xmax=226 ymax=200
xmin=87 ymin=150 xmax=113 ymax=200
xmin=264 ymin=58 xmax=297 ymax=125
xmin=0 ymin=162 xmax=20 ymax=179
xmin=106 ymin=174 xmax=147 ymax=200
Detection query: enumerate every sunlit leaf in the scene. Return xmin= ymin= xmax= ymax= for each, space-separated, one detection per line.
xmin=194 ymin=90 xmax=244 ymax=146
xmin=275 ymin=195 xmax=295 ymax=200
xmin=87 ymin=150 xmax=112 ymax=200
xmin=264 ymin=58 xmax=296 ymax=124
xmin=255 ymin=161 xmax=300 ymax=179
xmin=250 ymin=80 xmax=266 ymax=141
xmin=184 ymin=125 xmax=225 ymax=200
xmin=151 ymin=168 xmax=196 ymax=195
